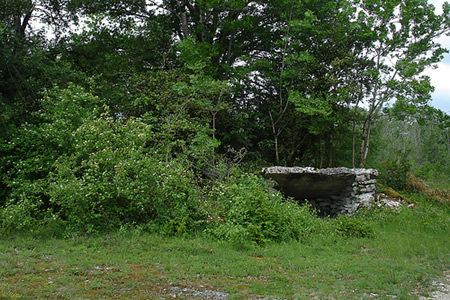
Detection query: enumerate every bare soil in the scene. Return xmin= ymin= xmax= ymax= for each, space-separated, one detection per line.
xmin=416 ymin=270 xmax=450 ymax=300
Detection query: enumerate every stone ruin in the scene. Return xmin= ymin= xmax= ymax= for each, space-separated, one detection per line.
xmin=262 ymin=167 xmax=378 ymax=217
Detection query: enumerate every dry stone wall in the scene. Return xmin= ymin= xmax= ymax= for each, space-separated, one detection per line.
xmin=262 ymin=167 xmax=378 ymax=216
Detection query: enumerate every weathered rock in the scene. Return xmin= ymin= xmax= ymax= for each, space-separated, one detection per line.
xmin=376 ymin=192 xmax=413 ymax=210
xmin=169 ymin=287 xmax=229 ymax=299
xmin=262 ymin=167 xmax=378 ymax=216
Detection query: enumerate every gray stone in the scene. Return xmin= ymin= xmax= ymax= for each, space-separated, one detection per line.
xmin=357 ymin=186 xmax=376 ymax=193
xmin=358 ymin=192 xmax=375 ymax=202
xmin=169 ymin=287 xmax=229 ymax=299
xmin=262 ymin=167 xmax=377 ymax=199
xmin=262 ymin=166 xmax=378 ymax=216
xmin=359 ymin=179 xmax=377 ymax=185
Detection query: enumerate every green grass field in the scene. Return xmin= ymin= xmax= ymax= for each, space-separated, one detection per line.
xmin=0 ymin=196 xmax=448 ymax=299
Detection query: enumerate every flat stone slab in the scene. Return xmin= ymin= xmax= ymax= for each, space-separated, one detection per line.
xmin=262 ymin=167 xmax=378 ymax=201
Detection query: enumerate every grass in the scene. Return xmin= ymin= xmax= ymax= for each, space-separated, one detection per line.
xmin=0 ymin=196 xmax=449 ymax=299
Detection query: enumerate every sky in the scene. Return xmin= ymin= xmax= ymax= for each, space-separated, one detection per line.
xmin=425 ymin=0 xmax=450 ymax=113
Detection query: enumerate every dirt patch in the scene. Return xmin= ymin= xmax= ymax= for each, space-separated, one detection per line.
xmin=169 ymin=286 xmax=229 ymax=299
xmin=415 ymin=270 xmax=450 ymax=300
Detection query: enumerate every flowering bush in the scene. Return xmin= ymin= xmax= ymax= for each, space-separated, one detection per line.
xmin=48 ymin=115 xmax=204 ymax=234
xmin=0 ymin=85 xmax=103 ymax=232
xmin=0 ymin=85 xmax=204 ymax=235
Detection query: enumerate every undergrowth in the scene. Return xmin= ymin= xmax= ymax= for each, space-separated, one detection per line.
xmin=0 ymin=193 xmax=448 ymax=299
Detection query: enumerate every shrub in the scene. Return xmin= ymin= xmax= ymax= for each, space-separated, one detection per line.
xmin=0 ymin=85 xmax=103 ymax=232
xmin=0 ymin=84 xmax=206 ymax=235
xmin=334 ymin=214 xmax=374 ymax=239
xmin=376 ymin=150 xmax=411 ymax=191
xmin=407 ymin=173 xmax=449 ymax=206
xmin=204 ymin=174 xmax=321 ymax=244
xmin=48 ymin=115 xmax=204 ymax=234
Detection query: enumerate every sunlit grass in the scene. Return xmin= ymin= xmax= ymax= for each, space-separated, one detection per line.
xmin=0 ymin=196 xmax=448 ymax=299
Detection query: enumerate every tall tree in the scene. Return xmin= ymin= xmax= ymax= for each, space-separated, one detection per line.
xmin=237 ymin=0 xmax=366 ymax=166
xmin=353 ymin=0 xmax=450 ymax=167
xmin=0 ymin=0 xmax=83 ymax=135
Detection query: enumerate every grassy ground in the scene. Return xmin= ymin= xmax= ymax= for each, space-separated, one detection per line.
xmin=0 ymin=197 xmax=448 ymax=299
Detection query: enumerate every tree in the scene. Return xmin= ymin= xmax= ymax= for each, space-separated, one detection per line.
xmin=371 ymin=104 xmax=449 ymax=186
xmin=352 ymin=0 xmax=450 ymax=167
xmin=0 ymin=0 xmax=85 ymax=138
xmin=235 ymin=0 xmax=366 ymax=166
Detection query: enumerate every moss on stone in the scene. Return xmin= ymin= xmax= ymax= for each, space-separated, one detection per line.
xmin=380 ymin=187 xmax=416 ymax=205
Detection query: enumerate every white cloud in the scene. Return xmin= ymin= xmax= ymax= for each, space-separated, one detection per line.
xmin=425 ymin=63 xmax=450 ymax=91
xmin=425 ymin=62 xmax=450 ymax=112
xmin=429 ymin=0 xmax=448 ymax=13
xmin=424 ymin=0 xmax=450 ymax=112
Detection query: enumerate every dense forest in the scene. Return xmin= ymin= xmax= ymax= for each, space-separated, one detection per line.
xmin=0 ymin=0 xmax=449 ymax=239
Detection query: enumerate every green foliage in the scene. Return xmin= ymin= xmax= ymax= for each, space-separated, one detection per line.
xmin=376 ymin=150 xmax=412 ymax=191
xmin=334 ymin=214 xmax=374 ymax=239
xmin=189 ymin=131 xmax=221 ymax=173
xmin=0 ymin=84 xmax=202 ymax=235
xmin=176 ymin=37 xmax=215 ymax=74
xmin=1 ymin=0 xmax=449 ymax=244
xmin=120 ymin=70 xmax=227 ymax=162
xmin=0 ymin=84 xmax=103 ymax=231
xmin=205 ymin=174 xmax=321 ymax=244
xmin=288 ymin=89 xmax=332 ymax=119
xmin=1 ymin=81 xmax=324 ymax=241
xmin=48 ymin=114 xmax=203 ymax=234
xmin=370 ymin=105 xmax=449 ymax=189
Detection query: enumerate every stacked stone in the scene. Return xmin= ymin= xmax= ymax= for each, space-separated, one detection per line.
xmin=308 ymin=189 xmax=350 ymax=216
xmin=310 ymin=197 xmax=333 ymax=215
xmin=330 ymin=186 xmax=356 ymax=216
xmin=262 ymin=167 xmax=378 ymax=217
xmin=350 ymin=171 xmax=378 ymax=212
xmin=306 ymin=169 xmax=378 ymax=216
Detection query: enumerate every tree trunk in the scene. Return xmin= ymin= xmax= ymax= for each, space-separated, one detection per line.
xmin=211 ymin=110 xmax=217 ymax=166
xmin=177 ymin=0 xmax=189 ymax=39
xmin=165 ymin=115 xmax=172 ymax=166
xmin=352 ymin=119 xmax=356 ymax=168
xmin=274 ymin=135 xmax=280 ymax=165
xmin=20 ymin=11 xmax=33 ymax=37
xmin=269 ymin=111 xmax=281 ymax=165
xmin=328 ymin=132 xmax=333 ymax=168
xmin=319 ymin=137 xmax=323 ymax=169
xmin=359 ymin=116 xmax=372 ymax=168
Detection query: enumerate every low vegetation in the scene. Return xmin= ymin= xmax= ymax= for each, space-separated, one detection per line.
xmin=1 ymin=191 xmax=448 ymax=299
